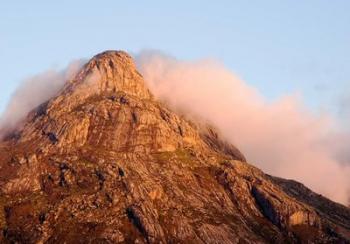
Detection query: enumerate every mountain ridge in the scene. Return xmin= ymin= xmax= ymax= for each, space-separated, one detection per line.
xmin=0 ymin=50 xmax=349 ymax=243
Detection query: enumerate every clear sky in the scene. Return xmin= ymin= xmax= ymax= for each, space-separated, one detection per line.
xmin=1 ymin=0 xmax=349 ymax=116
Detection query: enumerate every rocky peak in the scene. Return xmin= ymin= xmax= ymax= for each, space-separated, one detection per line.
xmin=0 ymin=50 xmax=349 ymax=243
xmin=10 ymin=51 xmax=245 ymax=160
xmin=46 ymin=51 xmax=153 ymax=114
xmin=73 ymin=50 xmax=151 ymax=99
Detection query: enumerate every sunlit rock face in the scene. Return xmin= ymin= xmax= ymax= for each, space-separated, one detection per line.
xmin=0 ymin=51 xmax=349 ymax=243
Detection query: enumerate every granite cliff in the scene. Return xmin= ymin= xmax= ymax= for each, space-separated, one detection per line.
xmin=0 ymin=51 xmax=349 ymax=243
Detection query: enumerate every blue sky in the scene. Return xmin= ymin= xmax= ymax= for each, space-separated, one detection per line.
xmin=1 ymin=0 xmax=349 ymax=116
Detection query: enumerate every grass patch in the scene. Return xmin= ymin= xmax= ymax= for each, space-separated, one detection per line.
xmin=152 ymin=149 xmax=197 ymax=167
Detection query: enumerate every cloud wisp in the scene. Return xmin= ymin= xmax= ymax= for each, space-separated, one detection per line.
xmin=0 ymin=60 xmax=84 ymax=139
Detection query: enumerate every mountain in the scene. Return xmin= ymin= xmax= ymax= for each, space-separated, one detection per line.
xmin=0 ymin=50 xmax=349 ymax=243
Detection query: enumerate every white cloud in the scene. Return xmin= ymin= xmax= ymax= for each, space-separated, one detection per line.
xmin=0 ymin=60 xmax=84 ymax=138
xmin=136 ymin=51 xmax=350 ymax=204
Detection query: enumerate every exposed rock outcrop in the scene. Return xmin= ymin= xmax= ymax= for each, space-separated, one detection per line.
xmin=0 ymin=50 xmax=349 ymax=243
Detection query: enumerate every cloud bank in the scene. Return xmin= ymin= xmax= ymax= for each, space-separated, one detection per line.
xmin=0 ymin=60 xmax=84 ymax=138
xmin=136 ymin=51 xmax=350 ymax=205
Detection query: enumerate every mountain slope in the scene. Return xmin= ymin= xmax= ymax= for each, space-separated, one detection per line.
xmin=0 ymin=51 xmax=349 ymax=243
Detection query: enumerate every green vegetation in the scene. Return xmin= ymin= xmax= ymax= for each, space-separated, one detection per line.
xmin=152 ymin=149 xmax=197 ymax=167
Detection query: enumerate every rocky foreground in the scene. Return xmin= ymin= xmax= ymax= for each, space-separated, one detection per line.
xmin=0 ymin=51 xmax=349 ymax=243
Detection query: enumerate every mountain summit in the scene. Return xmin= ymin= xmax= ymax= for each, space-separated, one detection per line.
xmin=0 ymin=51 xmax=349 ymax=243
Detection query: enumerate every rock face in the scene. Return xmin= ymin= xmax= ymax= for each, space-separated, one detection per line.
xmin=0 ymin=50 xmax=349 ymax=243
